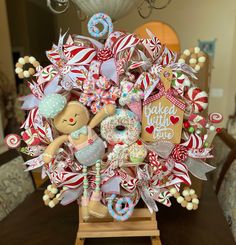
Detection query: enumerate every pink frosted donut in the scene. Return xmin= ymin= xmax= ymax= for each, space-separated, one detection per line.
xmin=185 ymin=87 xmax=208 ymax=113
xmin=100 ymin=109 xmax=141 ymax=145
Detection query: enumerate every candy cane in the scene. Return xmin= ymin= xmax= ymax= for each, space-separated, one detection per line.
xmin=87 ymin=13 xmax=113 ymax=38
xmin=4 ymin=134 xmax=21 ymax=149
xmin=181 ymin=133 xmax=203 ymax=149
xmin=108 ymin=194 xmax=134 ymax=221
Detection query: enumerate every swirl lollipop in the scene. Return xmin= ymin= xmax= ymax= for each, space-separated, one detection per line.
xmin=4 ymin=134 xmax=21 ymax=149
xmin=208 ymin=112 xmax=223 ymax=124
xmin=108 ymin=194 xmax=134 ymax=221
xmin=88 ymin=13 xmax=113 ymax=38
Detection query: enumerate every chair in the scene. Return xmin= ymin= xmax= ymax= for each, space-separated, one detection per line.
xmin=208 ymin=129 xmax=236 ymax=191
xmin=0 ymin=149 xmax=35 ymax=221
xmin=208 ymin=129 xmax=236 ymax=241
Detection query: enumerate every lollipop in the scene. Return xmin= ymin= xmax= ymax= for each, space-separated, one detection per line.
xmin=87 ymin=13 xmax=113 ymax=38
xmin=208 ymin=112 xmax=223 ymax=124
xmin=4 ymin=134 xmax=21 ymax=149
xmin=185 ymin=87 xmax=208 ymax=113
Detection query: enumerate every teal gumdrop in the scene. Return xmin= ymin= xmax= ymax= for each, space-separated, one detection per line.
xmin=38 ymin=94 xmax=67 ymax=119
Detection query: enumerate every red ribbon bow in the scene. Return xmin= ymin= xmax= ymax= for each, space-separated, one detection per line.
xmin=143 ymin=82 xmax=186 ymax=111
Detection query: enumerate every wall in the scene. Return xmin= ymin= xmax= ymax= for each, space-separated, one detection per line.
xmin=81 ymin=0 xmax=236 ymax=126
xmin=6 ymin=0 xmax=81 ymax=65
xmin=0 ymin=0 xmax=15 ymax=151
xmin=7 ymin=0 xmax=57 ymax=65
xmin=0 ymin=0 xmax=15 ymax=84
xmin=53 ymin=2 xmax=82 ymax=35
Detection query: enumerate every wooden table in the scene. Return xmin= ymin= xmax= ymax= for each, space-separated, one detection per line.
xmin=0 ymin=181 xmax=235 ymax=245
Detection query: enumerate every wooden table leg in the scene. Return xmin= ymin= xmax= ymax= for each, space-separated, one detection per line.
xmin=151 ymin=236 xmax=162 ymax=245
xmin=75 ymin=237 xmax=85 ymax=245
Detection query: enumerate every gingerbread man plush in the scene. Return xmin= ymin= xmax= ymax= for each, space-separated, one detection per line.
xmin=38 ymin=94 xmax=116 ymax=220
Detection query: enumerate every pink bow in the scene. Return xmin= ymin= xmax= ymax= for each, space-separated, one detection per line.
xmin=79 ymin=72 xmax=120 ymax=114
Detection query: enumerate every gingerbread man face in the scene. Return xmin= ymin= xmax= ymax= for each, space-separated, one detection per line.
xmin=53 ymin=102 xmax=90 ymax=134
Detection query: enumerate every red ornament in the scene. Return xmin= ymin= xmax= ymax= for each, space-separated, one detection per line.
xmin=171 ymin=145 xmax=188 ymax=162
xmin=216 ymin=128 xmax=222 ymax=133
xmin=136 ymin=139 xmax=142 ymax=145
xmin=97 ymin=48 xmax=113 ymax=61
xmin=183 ymin=121 xmax=190 ymax=128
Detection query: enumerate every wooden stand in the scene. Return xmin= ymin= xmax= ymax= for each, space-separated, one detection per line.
xmin=75 ymin=208 xmax=161 ymax=245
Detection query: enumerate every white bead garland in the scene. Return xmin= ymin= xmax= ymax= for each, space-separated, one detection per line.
xmin=15 ymin=55 xmax=40 ymax=79
xmin=170 ymin=187 xmax=199 ymax=211
xmin=178 ymin=47 xmax=206 ymax=72
xmin=43 ymin=184 xmax=63 ymax=208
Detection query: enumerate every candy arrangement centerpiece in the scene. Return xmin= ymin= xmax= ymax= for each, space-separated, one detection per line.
xmin=6 ymin=13 xmax=222 ymax=235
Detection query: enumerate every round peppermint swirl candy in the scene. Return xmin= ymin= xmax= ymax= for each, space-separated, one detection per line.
xmin=171 ymin=145 xmax=188 ymax=162
xmin=185 ymin=87 xmax=208 ymax=113
xmin=208 ymin=112 xmax=223 ymax=124
xmin=88 ymin=13 xmax=113 ymax=38
xmin=4 ymin=134 xmax=21 ymax=149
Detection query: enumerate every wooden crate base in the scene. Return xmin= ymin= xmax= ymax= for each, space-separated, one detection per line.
xmin=75 ymin=208 xmax=161 ymax=245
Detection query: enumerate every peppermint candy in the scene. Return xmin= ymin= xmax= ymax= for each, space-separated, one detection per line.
xmin=171 ymin=145 xmax=188 ymax=162
xmin=4 ymin=134 xmax=21 ymax=149
xmin=185 ymin=87 xmax=208 ymax=113
xmin=87 ymin=13 xmax=113 ymax=38
xmin=41 ymin=65 xmax=58 ymax=81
